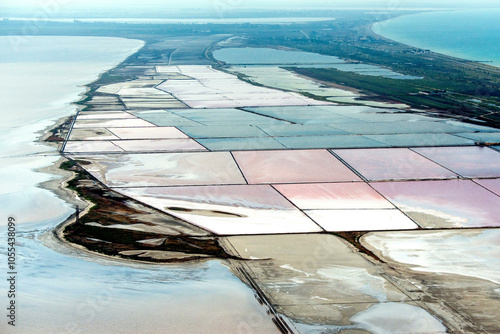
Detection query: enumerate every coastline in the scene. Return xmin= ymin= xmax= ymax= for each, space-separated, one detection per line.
xmin=36 ymin=37 xmax=145 ymax=222
xmin=368 ymin=13 xmax=472 ymax=64
xmin=41 ymin=38 xmax=200 ymax=262
xmin=0 ymin=36 xmax=146 ymax=228
xmin=51 ymin=211 xmax=204 ymax=268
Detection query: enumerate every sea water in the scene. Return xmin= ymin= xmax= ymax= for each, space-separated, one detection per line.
xmin=372 ymin=9 xmax=500 ymax=67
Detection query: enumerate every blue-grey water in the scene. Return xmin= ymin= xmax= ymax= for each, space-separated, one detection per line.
xmin=0 ymin=36 xmax=276 ymax=334
xmin=373 ymin=9 xmax=500 ymax=67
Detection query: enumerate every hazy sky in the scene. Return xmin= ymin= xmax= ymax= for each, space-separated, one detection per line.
xmin=5 ymin=0 xmax=500 ymax=8
xmin=2 ymin=0 xmax=499 ymax=17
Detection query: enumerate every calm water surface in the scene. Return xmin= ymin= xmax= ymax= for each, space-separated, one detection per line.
xmin=373 ymin=9 xmax=500 ymax=67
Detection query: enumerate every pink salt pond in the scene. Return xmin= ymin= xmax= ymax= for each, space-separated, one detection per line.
xmin=413 ymin=146 xmax=500 ymax=178
xmin=372 ymin=179 xmax=500 ymax=228
xmin=274 ymin=182 xmax=394 ymax=209
xmin=305 ymin=209 xmax=418 ymax=232
xmin=333 ymin=148 xmax=458 ymax=181
xmin=474 ymin=178 xmax=500 ymax=196
xmin=71 ymin=152 xmax=247 ymax=187
xmin=232 ymin=149 xmax=362 ymax=184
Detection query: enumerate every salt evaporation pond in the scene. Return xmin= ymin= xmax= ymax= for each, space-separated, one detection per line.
xmin=213 ymin=47 xmax=422 ymax=79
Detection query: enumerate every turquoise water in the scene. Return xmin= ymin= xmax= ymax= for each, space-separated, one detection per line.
xmin=373 ymin=9 xmax=500 ymax=67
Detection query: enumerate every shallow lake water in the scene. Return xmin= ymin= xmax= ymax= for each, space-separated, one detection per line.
xmin=0 ymin=36 xmax=144 ymax=224
xmin=0 ymin=221 xmax=278 ymax=333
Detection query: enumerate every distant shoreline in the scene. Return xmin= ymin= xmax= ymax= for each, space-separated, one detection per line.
xmin=371 ymin=9 xmax=500 ymax=68
xmin=1 ymin=17 xmax=337 ymax=25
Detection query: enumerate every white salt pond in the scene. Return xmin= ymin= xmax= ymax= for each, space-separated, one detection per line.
xmin=155 ymin=65 xmax=325 ymax=108
xmin=362 ymin=229 xmax=500 ymax=285
xmin=351 ymin=302 xmax=447 ymax=334
xmin=117 ymin=185 xmax=322 ymax=235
